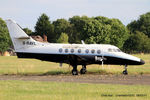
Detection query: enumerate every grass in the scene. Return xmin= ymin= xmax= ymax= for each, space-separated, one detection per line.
xmin=0 ymin=54 xmax=150 ymax=75
xmin=0 ymin=54 xmax=149 ymax=100
xmin=0 ymin=80 xmax=149 ymax=100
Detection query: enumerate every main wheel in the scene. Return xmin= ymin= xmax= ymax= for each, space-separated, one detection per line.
xmin=80 ymin=68 xmax=86 ymax=74
xmin=123 ymin=70 xmax=128 ymax=75
xmin=72 ymin=69 xmax=78 ymax=75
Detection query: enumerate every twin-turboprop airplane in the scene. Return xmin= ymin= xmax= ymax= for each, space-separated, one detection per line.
xmin=6 ymin=19 xmax=145 ymax=75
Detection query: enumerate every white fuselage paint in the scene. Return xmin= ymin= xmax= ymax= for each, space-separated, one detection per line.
xmin=16 ymin=41 xmax=140 ymax=63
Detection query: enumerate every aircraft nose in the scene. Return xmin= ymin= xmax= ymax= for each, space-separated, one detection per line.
xmin=140 ymin=59 xmax=145 ymax=65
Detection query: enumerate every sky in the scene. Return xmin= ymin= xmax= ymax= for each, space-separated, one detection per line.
xmin=0 ymin=0 xmax=150 ymax=31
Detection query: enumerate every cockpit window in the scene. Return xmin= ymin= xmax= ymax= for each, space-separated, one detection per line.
xmin=108 ymin=48 xmax=121 ymax=52
xmin=108 ymin=48 xmax=112 ymax=52
xmin=113 ymin=49 xmax=117 ymax=52
xmin=116 ymin=49 xmax=121 ymax=52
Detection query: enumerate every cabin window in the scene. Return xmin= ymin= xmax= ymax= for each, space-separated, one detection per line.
xmin=108 ymin=48 xmax=112 ymax=52
xmin=85 ymin=49 xmax=89 ymax=53
xmin=59 ymin=48 xmax=63 ymax=53
xmin=78 ymin=49 xmax=81 ymax=53
xmin=71 ymin=49 xmax=74 ymax=53
xmin=65 ymin=49 xmax=68 ymax=53
xmin=97 ymin=50 xmax=101 ymax=54
xmin=113 ymin=49 xmax=117 ymax=52
xmin=91 ymin=49 xmax=95 ymax=54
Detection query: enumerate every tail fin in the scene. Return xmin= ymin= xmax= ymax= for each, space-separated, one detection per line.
xmin=5 ymin=19 xmax=36 ymax=52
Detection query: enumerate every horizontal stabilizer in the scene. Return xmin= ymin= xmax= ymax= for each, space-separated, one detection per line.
xmin=15 ymin=36 xmax=30 ymax=39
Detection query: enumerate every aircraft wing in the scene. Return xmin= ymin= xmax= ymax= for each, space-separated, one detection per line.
xmin=68 ymin=54 xmax=91 ymax=65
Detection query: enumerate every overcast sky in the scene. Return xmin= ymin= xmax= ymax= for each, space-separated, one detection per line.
xmin=0 ymin=0 xmax=150 ymax=31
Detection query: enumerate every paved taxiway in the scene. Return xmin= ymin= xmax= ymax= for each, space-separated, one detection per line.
xmin=0 ymin=75 xmax=150 ymax=85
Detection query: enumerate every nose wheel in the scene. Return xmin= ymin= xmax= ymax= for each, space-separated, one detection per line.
xmin=123 ymin=65 xmax=128 ymax=75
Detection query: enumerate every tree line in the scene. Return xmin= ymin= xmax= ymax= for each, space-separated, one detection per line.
xmin=0 ymin=12 xmax=150 ymax=54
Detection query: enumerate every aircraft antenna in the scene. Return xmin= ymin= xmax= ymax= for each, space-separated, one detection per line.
xmin=81 ymin=40 xmax=85 ymax=44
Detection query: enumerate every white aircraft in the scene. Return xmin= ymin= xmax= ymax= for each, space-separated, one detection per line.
xmin=5 ymin=19 xmax=145 ymax=75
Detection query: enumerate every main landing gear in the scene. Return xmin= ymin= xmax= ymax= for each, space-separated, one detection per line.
xmin=123 ymin=64 xmax=128 ymax=75
xmin=80 ymin=65 xmax=87 ymax=74
xmin=72 ymin=65 xmax=78 ymax=75
xmin=71 ymin=65 xmax=87 ymax=75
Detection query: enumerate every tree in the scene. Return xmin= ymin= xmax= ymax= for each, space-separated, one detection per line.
xmin=83 ymin=19 xmax=112 ymax=44
xmin=70 ymin=16 xmax=128 ymax=48
xmin=56 ymin=33 xmax=68 ymax=43
xmin=69 ymin=16 xmax=89 ymax=43
xmin=23 ymin=28 xmax=32 ymax=35
xmin=127 ymin=12 xmax=150 ymax=37
xmin=34 ymin=13 xmax=54 ymax=42
xmin=53 ymin=19 xmax=73 ymax=41
xmin=123 ymin=31 xmax=150 ymax=53
xmin=125 ymin=12 xmax=150 ymax=53
xmin=108 ymin=18 xmax=129 ymax=48
xmin=0 ymin=18 xmax=10 ymax=54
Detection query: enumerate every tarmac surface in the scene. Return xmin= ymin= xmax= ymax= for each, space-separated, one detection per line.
xmin=0 ymin=74 xmax=150 ymax=85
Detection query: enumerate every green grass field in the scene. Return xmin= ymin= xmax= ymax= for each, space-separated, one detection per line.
xmin=0 ymin=80 xmax=149 ymax=100
xmin=0 ymin=54 xmax=150 ymax=100
xmin=0 ymin=54 xmax=149 ymax=75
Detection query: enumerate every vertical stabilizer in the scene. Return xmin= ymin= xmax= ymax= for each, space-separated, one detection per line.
xmin=5 ymin=19 xmax=36 ymax=51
